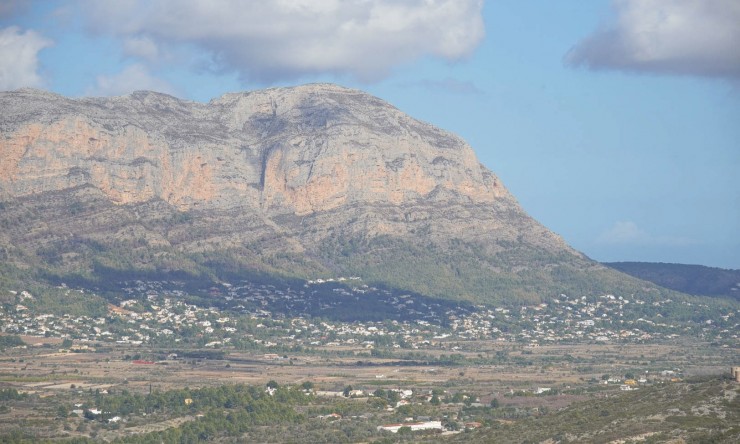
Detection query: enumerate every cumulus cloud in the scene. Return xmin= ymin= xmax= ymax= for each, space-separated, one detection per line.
xmin=597 ymin=221 xmax=694 ymax=246
xmin=87 ymin=63 xmax=177 ymax=97
xmin=80 ymin=0 xmax=484 ymax=83
xmin=566 ymin=0 xmax=740 ymax=80
xmin=0 ymin=26 xmax=52 ymax=90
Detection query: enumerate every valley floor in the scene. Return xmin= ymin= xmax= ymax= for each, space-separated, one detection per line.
xmin=0 ymin=336 xmax=737 ymax=443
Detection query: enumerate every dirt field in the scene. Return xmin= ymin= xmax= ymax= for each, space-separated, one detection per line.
xmin=1 ymin=340 xmax=734 ymax=397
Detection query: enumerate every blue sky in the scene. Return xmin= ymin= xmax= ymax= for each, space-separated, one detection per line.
xmin=1 ymin=0 xmax=739 ymax=269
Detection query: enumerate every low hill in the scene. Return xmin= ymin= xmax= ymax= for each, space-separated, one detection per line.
xmin=606 ymin=262 xmax=740 ymax=301
xmin=448 ymin=376 xmax=740 ymax=444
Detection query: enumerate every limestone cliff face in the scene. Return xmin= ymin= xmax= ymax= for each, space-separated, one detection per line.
xmin=0 ymin=117 xmax=217 ymax=206
xmin=1 ymin=89 xmax=244 ymax=209
xmin=1 ymin=85 xmax=506 ymax=214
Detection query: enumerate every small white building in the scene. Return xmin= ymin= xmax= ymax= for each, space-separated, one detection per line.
xmin=315 ymin=391 xmax=345 ymax=398
xmin=377 ymin=421 xmax=443 ymax=433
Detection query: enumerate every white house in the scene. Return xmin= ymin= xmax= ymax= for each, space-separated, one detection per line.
xmin=377 ymin=421 xmax=443 ymax=433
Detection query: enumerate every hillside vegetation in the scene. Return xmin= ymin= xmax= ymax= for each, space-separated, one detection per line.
xmin=446 ymin=376 xmax=740 ymax=444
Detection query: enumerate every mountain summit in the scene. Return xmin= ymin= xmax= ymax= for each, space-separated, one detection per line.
xmin=0 ymin=84 xmax=654 ymax=303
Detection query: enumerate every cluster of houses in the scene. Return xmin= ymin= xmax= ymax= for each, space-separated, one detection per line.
xmin=1 ymin=279 xmax=737 ymax=352
xmin=1 ymin=288 xmax=235 ymax=347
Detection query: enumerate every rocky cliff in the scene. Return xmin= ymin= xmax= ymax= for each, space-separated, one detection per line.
xmin=1 ymin=85 xmax=508 ymax=210
xmin=0 ymin=84 xmax=653 ymax=303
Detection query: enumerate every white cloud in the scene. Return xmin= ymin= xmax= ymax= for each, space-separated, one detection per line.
xmin=0 ymin=26 xmax=52 ymax=90
xmin=80 ymin=0 xmax=484 ymax=83
xmin=566 ymin=0 xmax=740 ymax=80
xmin=122 ymin=36 xmax=161 ymax=62
xmin=597 ymin=221 xmax=695 ymax=246
xmin=597 ymin=221 xmax=649 ymax=244
xmin=87 ymin=63 xmax=177 ymax=97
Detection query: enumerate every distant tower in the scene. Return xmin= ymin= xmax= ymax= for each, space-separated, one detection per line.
xmin=732 ymin=367 xmax=740 ymax=383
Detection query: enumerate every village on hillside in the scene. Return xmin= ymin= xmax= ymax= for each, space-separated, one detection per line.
xmin=2 ymin=277 xmax=737 ymax=352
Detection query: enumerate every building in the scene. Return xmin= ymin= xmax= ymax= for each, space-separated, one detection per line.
xmin=377 ymin=421 xmax=443 ymax=433
xmin=732 ymin=366 xmax=740 ymax=382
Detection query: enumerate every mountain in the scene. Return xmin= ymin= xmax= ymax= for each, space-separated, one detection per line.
xmin=605 ymin=262 xmax=740 ymax=301
xmin=0 ymin=84 xmax=669 ymax=304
